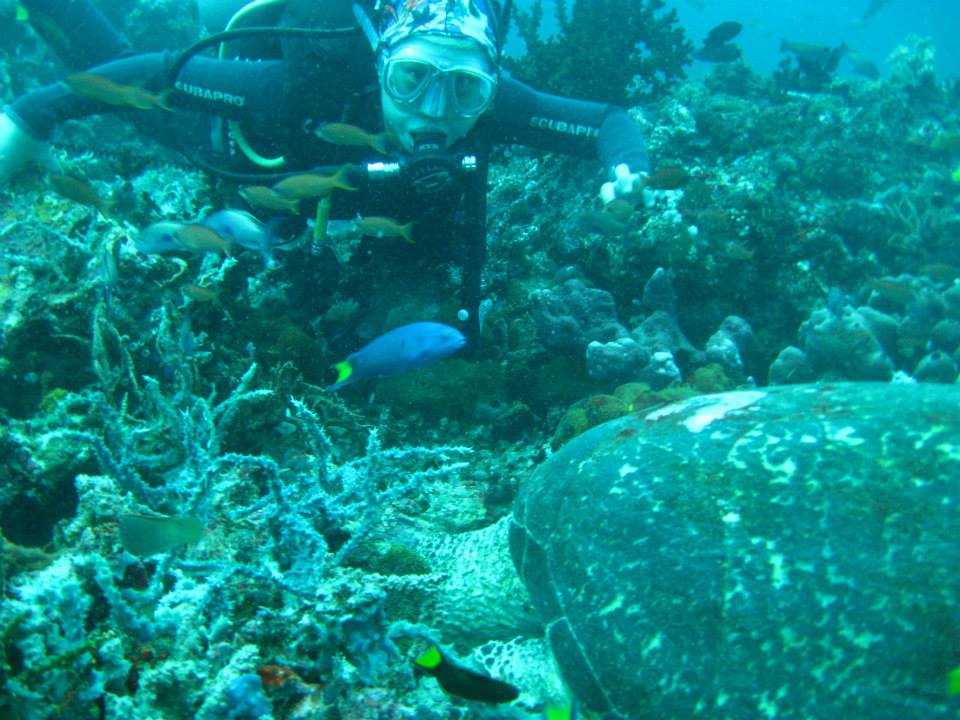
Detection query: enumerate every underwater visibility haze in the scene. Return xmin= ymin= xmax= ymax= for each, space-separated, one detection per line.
xmin=0 ymin=0 xmax=959 ymax=718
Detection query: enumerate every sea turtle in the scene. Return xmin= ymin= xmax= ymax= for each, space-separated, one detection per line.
xmin=510 ymin=383 xmax=960 ymax=719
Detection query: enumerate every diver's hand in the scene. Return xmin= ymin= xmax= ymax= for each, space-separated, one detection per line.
xmin=599 ymin=163 xmax=642 ymax=204
xmin=0 ymin=112 xmax=52 ymax=183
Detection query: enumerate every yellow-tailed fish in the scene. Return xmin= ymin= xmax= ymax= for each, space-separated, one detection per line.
xmin=24 ymin=9 xmax=75 ymax=61
xmin=65 ymin=72 xmax=171 ymax=111
xmin=49 ymin=173 xmax=114 ymax=215
xmin=173 ymin=223 xmax=232 ymax=256
xmin=354 ymin=215 xmax=415 ymax=244
xmin=313 ymin=122 xmax=394 ymax=155
xmin=271 ymin=166 xmax=356 ymax=200
xmin=118 ymin=514 xmax=205 ymax=557
xmin=413 ymin=645 xmax=519 ymax=703
xmin=238 ymin=185 xmax=301 ymax=214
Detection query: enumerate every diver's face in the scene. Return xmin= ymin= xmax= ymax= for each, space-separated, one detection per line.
xmin=380 ymin=35 xmax=496 ymax=152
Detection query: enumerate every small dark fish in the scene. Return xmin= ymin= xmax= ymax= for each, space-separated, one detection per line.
xmin=693 ymin=43 xmax=741 ymax=63
xmin=705 ymin=21 xmax=743 ymax=45
xmin=329 ymin=321 xmax=466 ymax=390
xmin=780 ymin=40 xmax=847 ymax=65
xmin=118 ymin=514 xmax=205 ymax=557
xmin=723 ymin=242 xmax=754 ymax=261
xmin=182 ymin=284 xmax=220 ymax=304
xmin=65 ymin=72 xmax=171 ymax=111
xmin=413 ymin=645 xmax=519 ymax=704
xmin=1 ymin=536 xmax=57 ymax=574
xmin=861 ymin=0 xmax=893 ymax=23
xmin=644 ymin=166 xmax=690 ymax=190
xmin=603 ymin=197 xmax=635 ymax=223
xmin=576 ymin=209 xmax=627 ymax=236
xmin=49 ymin=173 xmax=114 ymax=214
xmin=845 ymin=49 xmax=879 ymax=79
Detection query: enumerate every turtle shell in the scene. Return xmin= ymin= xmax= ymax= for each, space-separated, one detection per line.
xmin=510 ymin=383 xmax=960 ymax=719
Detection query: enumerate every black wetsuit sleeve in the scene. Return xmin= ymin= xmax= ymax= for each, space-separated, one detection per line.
xmin=6 ymin=52 xmax=285 ymax=140
xmin=489 ymin=73 xmax=650 ymax=172
xmin=21 ymin=0 xmax=132 ymax=70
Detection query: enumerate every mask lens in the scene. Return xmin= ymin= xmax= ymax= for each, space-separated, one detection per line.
xmin=386 ymin=59 xmax=433 ymax=101
xmin=451 ymin=70 xmax=494 ymax=115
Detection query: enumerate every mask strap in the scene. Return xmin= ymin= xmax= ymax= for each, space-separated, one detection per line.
xmin=352 ymin=2 xmax=380 ymax=51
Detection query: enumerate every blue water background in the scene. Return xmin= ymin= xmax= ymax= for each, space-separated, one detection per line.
xmin=509 ymin=0 xmax=960 ymax=81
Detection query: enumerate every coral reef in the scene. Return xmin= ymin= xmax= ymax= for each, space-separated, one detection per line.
xmin=509 ymin=0 xmax=693 ymax=104
xmin=2 ymin=5 xmax=960 ymax=719
xmin=528 ymin=278 xmax=625 ymax=352
xmin=529 ymin=267 xmax=756 ymax=389
xmin=768 ymin=273 xmax=960 ymax=385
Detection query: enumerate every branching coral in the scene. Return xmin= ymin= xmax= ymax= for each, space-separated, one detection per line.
xmin=509 ymin=0 xmax=693 ymax=104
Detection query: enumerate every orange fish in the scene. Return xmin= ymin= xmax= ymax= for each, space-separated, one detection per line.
xmin=271 ymin=166 xmax=356 ymax=200
xmin=48 ymin=172 xmax=114 ymax=214
xmin=65 ymin=72 xmax=171 ymax=111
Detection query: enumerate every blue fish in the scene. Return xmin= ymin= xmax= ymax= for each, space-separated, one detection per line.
xmin=202 ymin=209 xmax=288 ymax=266
xmin=329 ymin=321 xmax=466 ymax=390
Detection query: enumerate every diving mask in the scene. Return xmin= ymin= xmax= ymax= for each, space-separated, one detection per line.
xmin=382 ymin=55 xmax=496 ymax=117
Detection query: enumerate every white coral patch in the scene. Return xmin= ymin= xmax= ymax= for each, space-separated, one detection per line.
xmin=646 ymin=391 xmax=766 ymax=433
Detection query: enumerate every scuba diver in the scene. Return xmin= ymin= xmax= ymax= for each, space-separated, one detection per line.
xmin=0 ymin=0 xmax=651 ymax=346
